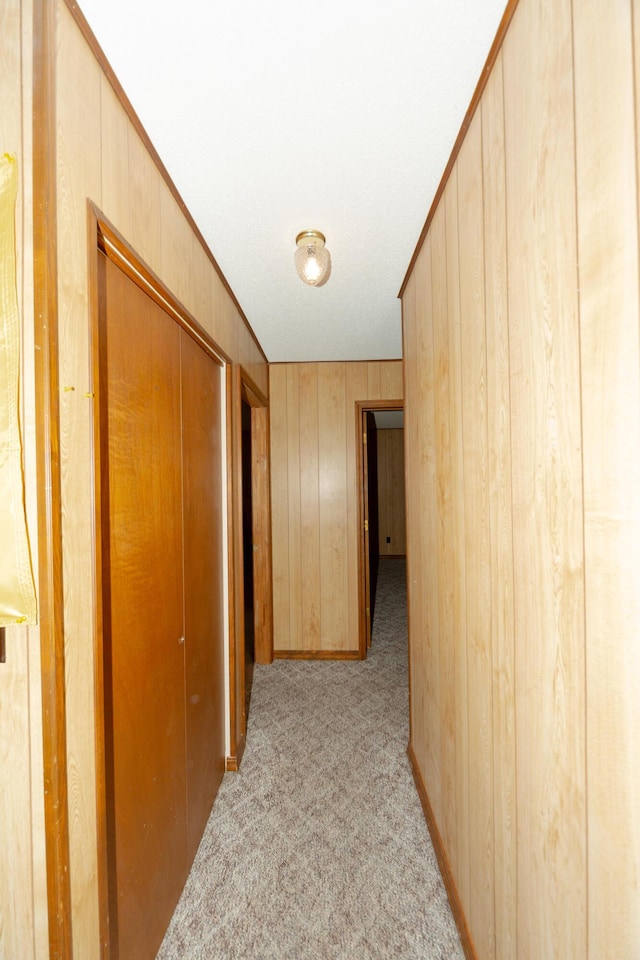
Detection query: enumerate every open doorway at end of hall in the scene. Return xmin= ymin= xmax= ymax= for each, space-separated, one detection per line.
xmin=357 ymin=402 xmax=405 ymax=656
xmin=241 ymin=398 xmax=255 ymax=720
xmin=228 ymin=366 xmax=274 ymax=772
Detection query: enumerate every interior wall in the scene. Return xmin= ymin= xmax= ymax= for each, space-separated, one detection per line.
xmin=376 ymin=429 xmax=406 ymax=557
xmin=6 ymin=3 xmax=271 ymax=958
xmin=0 ymin=1 xmax=48 ymax=958
xmin=401 ymin=1 xmax=640 ymax=958
xmin=270 ymin=360 xmax=402 ymax=655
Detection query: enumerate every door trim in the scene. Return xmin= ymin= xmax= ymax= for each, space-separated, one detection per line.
xmin=33 ymin=1 xmax=74 ymax=955
xmin=226 ymin=366 xmax=273 ymax=771
xmin=355 ymin=400 xmax=403 ymax=658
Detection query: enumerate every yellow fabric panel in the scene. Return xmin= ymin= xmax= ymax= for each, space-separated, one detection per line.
xmin=0 ymin=154 xmax=36 ymax=625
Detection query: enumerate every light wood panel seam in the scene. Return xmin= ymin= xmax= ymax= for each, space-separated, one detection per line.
xmin=497 ymin=49 xmax=519 ymax=960
xmin=285 ymin=371 xmax=293 ymax=648
xmin=478 ymin=103 xmax=498 ymax=959
xmin=567 ymin=7 xmax=590 ymax=956
xmin=315 ymin=368 xmax=321 ymax=647
xmin=633 ymin=0 xmax=640 ymax=299
xmin=430 ymin=199 xmax=454 ymax=863
xmin=401 ymin=302 xmax=413 ymax=749
xmin=438 ymin=212 xmax=458 ymax=864
xmin=454 ymin=148 xmax=472 ymax=923
xmin=18 ymin=3 xmax=39 ymax=938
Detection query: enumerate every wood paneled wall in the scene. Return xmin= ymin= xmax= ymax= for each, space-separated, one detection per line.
xmin=401 ymin=1 xmax=640 ymax=958
xmin=376 ymin=429 xmax=406 ymax=557
xmin=56 ymin=4 xmax=267 ymax=954
xmin=0 ymin=2 xmax=49 ymax=958
xmin=1 ymin=2 xmax=268 ymax=957
xmin=270 ymin=361 xmax=402 ymax=654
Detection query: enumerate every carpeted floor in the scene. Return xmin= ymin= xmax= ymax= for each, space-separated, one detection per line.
xmin=157 ymin=559 xmax=464 ymax=959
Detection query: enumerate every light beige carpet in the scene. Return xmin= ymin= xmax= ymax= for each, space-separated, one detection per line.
xmin=157 ymin=559 xmax=464 ymax=960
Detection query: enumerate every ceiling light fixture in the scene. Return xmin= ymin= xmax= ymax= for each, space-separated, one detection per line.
xmin=294 ymin=230 xmax=331 ymax=287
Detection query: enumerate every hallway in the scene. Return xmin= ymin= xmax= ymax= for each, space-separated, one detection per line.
xmin=157 ymin=559 xmax=462 ymax=959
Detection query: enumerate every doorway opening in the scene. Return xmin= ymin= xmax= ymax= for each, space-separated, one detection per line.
xmin=356 ymin=401 xmax=405 ymax=657
xmin=227 ymin=366 xmax=274 ymax=770
xmin=241 ymin=398 xmax=255 ymax=720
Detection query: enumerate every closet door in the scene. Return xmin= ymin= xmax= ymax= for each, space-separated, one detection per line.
xmin=101 ymin=253 xmax=187 ymax=960
xmin=181 ymin=330 xmax=226 ymax=858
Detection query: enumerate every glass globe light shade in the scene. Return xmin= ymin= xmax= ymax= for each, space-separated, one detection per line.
xmin=294 ymin=230 xmax=331 ymax=287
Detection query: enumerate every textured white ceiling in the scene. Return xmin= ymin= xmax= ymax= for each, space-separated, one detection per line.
xmin=78 ymin=0 xmax=507 ymax=362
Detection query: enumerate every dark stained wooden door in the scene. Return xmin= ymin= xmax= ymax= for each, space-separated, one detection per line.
xmin=181 ymin=329 xmax=225 ymax=859
xmin=101 ymin=254 xmax=188 ymax=960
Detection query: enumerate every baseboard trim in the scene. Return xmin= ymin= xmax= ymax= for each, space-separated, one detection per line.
xmin=407 ymin=743 xmax=478 ymax=960
xmin=273 ymin=649 xmax=361 ymax=661
xmin=226 ymin=733 xmax=246 ymax=772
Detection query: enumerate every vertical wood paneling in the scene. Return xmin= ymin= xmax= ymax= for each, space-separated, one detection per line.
xmin=251 ymin=404 xmax=274 ymax=665
xmin=380 ymin=359 xmax=403 ymax=398
xmin=16 ymin=10 xmax=48 ymax=940
xmin=100 ymin=75 xmax=130 ymax=236
xmin=270 ymin=361 xmax=402 ymax=654
xmin=318 ymin=364 xmax=349 ymax=649
xmin=430 ymin=201 xmax=456 ymax=865
xmin=444 ymin=170 xmax=470 ymax=912
xmin=457 ymin=113 xmax=495 ymax=960
xmin=190 ymin=236 xmax=212 ymax=340
xmin=574 ymin=2 xmax=640 ymax=957
xmin=504 ymin=2 xmax=586 ymax=957
xmin=127 ymin=128 xmax=162 ymax=273
xmin=286 ymin=366 xmax=302 ymax=646
xmin=0 ymin=4 xmax=41 ymax=957
xmin=56 ymin=8 xmax=103 ymax=955
xmin=160 ymin=179 xmax=193 ymax=307
xmin=299 ymin=365 xmax=321 ymax=647
xmin=376 ymin=429 xmax=406 ymax=557
xmin=403 ymin=3 xmax=640 ymax=960
xmin=44 ymin=5 xmax=270 ymax=956
xmin=415 ymin=237 xmax=442 ymax=825
xmin=269 ymin=365 xmax=289 ymax=647
xmin=367 ymin=360 xmax=382 ymax=399
xmin=0 ymin=633 xmax=36 ymax=960
xmin=345 ymin=361 xmax=370 ymax=644
xmin=20 ymin=6 xmax=49 ymax=948
xmin=210 ymin=272 xmax=229 ymax=364
xmin=482 ymin=53 xmax=516 ymax=960
xmin=403 ymin=275 xmax=424 ymax=756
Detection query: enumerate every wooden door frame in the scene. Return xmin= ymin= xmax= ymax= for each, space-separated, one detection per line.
xmin=88 ymin=207 xmax=230 ymax=956
xmin=32 ymin=1 xmax=74 ymax=955
xmin=356 ymin=400 xmax=403 ymax=658
xmin=226 ymin=365 xmax=273 ymax=771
